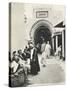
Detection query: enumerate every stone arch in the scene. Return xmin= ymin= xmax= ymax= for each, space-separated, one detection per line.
xmin=30 ymin=19 xmax=54 ymax=41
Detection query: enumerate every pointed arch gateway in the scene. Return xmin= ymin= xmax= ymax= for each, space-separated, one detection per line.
xmin=30 ymin=20 xmax=54 ymax=54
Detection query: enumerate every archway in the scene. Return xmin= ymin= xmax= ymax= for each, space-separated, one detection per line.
xmin=30 ymin=20 xmax=54 ymax=54
xmin=34 ymin=25 xmax=51 ymax=45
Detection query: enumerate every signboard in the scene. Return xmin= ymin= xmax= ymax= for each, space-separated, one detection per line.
xmin=36 ymin=11 xmax=48 ymax=18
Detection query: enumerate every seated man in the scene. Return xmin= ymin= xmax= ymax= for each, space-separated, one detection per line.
xmin=17 ymin=49 xmax=30 ymax=72
xmin=10 ymin=53 xmax=28 ymax=81
xmin=55 ymin=45 xmax=61 ymax=59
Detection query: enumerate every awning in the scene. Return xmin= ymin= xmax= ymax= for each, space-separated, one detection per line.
xmin=52 ymin=28 xmax=65 ymax=37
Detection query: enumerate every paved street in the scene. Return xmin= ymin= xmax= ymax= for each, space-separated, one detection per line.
xmin=27 ymin=56 xmax=65 ymax=86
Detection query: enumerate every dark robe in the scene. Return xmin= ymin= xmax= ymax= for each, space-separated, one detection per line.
xmin=30 ymin=48 xmax=40 ymax=75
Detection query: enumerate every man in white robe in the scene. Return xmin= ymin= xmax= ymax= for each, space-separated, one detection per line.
xmin=41 ymin=42 xmax=46 ymax=67
xmin=45 ymin=41 xmax=51 ymax=58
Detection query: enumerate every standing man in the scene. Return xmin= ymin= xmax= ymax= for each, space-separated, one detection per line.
xmin=41 ymin=41 xmax=46 ymax=67
xmin=30 ymin=44 xmax=40 ymax=75
xmin=45 ymin=41 xmax=51 ymax=59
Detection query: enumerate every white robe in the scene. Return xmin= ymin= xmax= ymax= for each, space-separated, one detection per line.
xmin=11 ymin=61 xmax=18 ymax=73
xmin=39 ymin=43 xmax=46 ymax=67
xmin=45 ymin=44 xmax=51 ymax=57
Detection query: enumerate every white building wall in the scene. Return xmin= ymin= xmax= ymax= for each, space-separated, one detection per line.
xmin=11 ymin=3 xmax=65 ymax=53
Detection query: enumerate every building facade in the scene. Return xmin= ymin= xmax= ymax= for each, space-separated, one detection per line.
xmin=11 ymin=3 xmax=65 ymax=59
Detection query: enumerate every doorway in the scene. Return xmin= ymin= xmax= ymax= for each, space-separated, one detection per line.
xmin=30 ymin=20 xmax=54 ymax=54
xmin=34 ymin=25 xmax=51 ymax=45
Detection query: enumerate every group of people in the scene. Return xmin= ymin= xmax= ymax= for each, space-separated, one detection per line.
xmin=9 ymin=39 xmax=52 ymax=83
xmin=9 ymin=41 xmax=40 ymax=79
